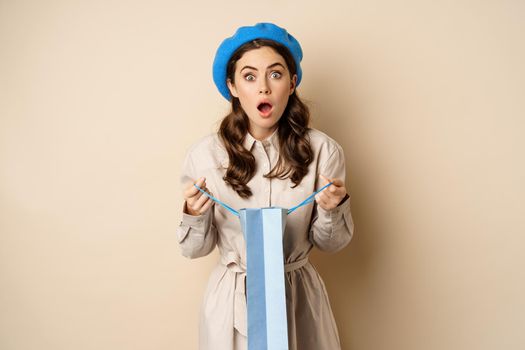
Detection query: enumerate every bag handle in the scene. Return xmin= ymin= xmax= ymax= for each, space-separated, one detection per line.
xmin=193 ymin=181 xmax=333 ymax=217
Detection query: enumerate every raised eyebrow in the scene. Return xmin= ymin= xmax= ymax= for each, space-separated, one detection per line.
xmin=240 ymin=62 xmax=285 ymax=73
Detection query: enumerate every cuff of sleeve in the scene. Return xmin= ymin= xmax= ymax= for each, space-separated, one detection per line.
xmin=181 ymin=206 xmax=212 ymax=226
xmin=178 ymin=205 xmax=214 ymax=244
xmin=314 ymin=194 xmax=352 ymax=243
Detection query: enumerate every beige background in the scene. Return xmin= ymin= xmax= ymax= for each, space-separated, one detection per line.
xmin=1 ymin=0 xmax=524 ymax=349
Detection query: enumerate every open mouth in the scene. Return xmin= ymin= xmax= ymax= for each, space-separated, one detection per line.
xmin=257 ymin=102 xmax=273 ymax=115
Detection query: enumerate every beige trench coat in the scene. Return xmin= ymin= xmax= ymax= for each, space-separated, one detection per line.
xmin=176 ymin=128 xmax=354 ymax=350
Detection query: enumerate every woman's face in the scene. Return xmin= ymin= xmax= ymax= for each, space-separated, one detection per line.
xmin=227 ymin=46 xmax=297 ymax=140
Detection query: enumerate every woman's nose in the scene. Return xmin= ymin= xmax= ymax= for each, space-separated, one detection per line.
xmin=259 ymin=80 xmax=270 ymax=94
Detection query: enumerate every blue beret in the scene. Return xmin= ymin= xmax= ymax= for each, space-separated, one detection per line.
xmin=212 ymin=22 xmax=303 ymax=101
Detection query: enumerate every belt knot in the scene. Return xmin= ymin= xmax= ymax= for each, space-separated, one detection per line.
xmin=220 ymin=253 xmax=309 ymax=337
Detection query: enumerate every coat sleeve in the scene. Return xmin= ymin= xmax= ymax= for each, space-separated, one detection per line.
xmin=175 ymin=147 xmax=217 ymax=259
xmin=309 ymin=142 xmax=355 ymax=253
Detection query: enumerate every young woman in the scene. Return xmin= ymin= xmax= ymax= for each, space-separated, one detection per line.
xmin=176 ymin=22 xmax=354 ymax=350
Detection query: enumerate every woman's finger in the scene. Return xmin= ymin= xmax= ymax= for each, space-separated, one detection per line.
xmin=315 ymin=193 xmax=329 ymax=208
xmin=329 ymin=186 xmax=346 ymax=199
xmin=200 ymin=196 xmax=215 ymax=213
xmin=319 ymin=174 xmax=344 ymax=188
xmin=186 ymin=189 xmax=203 ymax=206
xmin=197 ymin=193 xmax=213 ymax=214
xmin=193 ymin=190 xmax=211 ymax=209
xmin=320 ymin=186 xmax=337 ymax=200
xmin=327 ymin=189 xmax=347 ymax=207
xmin=319 ymin=177 xmax=346 ymax=201
xmin=330 ymin=178 xmax=345 ymax=187
xmin=184 ymin=177 xmax=206 ymax=199
xmin=319 ymin=174 xmax=331 ymax=186
xmin=318 ymin=187 xmax=345 ymax=210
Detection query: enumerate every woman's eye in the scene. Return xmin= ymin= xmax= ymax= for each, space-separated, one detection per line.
xmin=270 ymin=71 xmax=282 ymax=78
xmin=244 ymin=74 xmax=255 ymax=81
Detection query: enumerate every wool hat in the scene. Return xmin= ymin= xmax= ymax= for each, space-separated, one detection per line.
xmin=212 ymin=22 xmax=303 ymax=101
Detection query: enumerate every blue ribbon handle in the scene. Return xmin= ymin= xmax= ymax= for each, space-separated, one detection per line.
xmin=286 ymin=181 xmax=333 ymax=215
xmin=193 ymin=184 xmax=240 ymax=217
xmin=193 ymin=181 xmax=334 ymax=217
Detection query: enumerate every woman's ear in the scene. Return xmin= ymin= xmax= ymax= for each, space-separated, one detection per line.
xmin=289 ymin=74 xmax=297 ymax=95
xmin=227 ymin=78 xmax=238 ymax=98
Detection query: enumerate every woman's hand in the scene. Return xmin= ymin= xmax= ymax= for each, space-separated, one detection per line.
xmin=315 ymin=174 xmax=348 ymax=211
xmin=183 ymin=177 xmax=214 ymax=216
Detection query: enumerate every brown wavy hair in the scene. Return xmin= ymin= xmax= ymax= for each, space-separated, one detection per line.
xmin=218 ymin=39 xmax=314 ymax=199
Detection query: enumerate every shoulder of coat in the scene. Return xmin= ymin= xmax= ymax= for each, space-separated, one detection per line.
xmin=186 ymin=132 xmax=227 ymax=165
xmin=307 ymin=128 xmax=343 ymax=154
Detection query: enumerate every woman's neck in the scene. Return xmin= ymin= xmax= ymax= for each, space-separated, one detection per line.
xmin=248 ymin=125 xmax=278 ymax=141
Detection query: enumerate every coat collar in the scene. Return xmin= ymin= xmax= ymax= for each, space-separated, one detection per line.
xmin=242 ymin=128 xmax=280 ymax=151
xmin=221 ymin=128 xmax=280 ymax=169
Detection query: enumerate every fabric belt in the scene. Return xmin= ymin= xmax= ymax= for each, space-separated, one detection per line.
xmin=220 ymin=253 xmax=309 ymax=337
